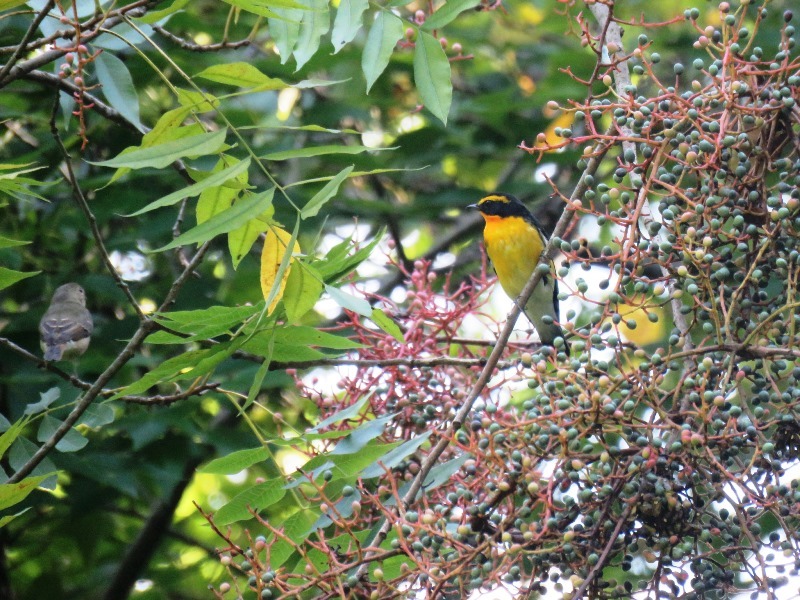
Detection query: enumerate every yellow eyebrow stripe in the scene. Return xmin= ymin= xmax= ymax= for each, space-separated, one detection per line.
xmin=479 ymin=194 xmax=511 ymax=204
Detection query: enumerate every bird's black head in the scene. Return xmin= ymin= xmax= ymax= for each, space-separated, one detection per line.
xmin=468 ymin=193 xmax=533 ymax=220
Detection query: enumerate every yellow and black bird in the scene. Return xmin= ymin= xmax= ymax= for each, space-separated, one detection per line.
xmin=469 ymin=193 xmax=569 ymax=356
xmin=39 ymin=283 xmax=93 ymax=362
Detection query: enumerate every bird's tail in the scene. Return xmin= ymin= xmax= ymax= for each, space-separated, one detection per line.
xmin=44 ymin=346 xmax=62 ymax=361
xmin=532 ymin=319 xmax=570 ymax=357
xmin=523 ymin=273 xmax=570 ymax=356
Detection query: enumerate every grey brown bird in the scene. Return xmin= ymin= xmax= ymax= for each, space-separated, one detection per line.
xmin=39 ymin=283 xmax=93 ymax=362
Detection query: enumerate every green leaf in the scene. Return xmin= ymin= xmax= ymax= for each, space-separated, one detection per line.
xmin=37 ymin=415 xmax=88 ymax=452
xmin=285 ymin=167 xmax=420 ymax=188
xmin=422 ymin=0 xmax=481 ymax=30
xmin=239 ymin=123 xmax=360 ymax=134
xmin=8 ymin=438 xmax=57 ymax=490
xmin=0 ymin=267 xmax=39 ymax=291
xmin=223 ymin=0 xmax=310 ymax=17
xmin=387 ymin=454 xmax=471 ymax=506
xmin=272 ymin=325 xmax=363 ymax=349
xmin=370 ymin=308 xmax=404 ymax=342
xmin=269 ymin=8 xmax=304 ymax=65
xmin=199 ymin=447 xmax=270 ymax=474
xmin=0 ymin=236 xmax=31 ymax=249
xmin=263 ymin=145 xmax=393 ymax=160
xmin=0 ymin=509 xmax=29 ymax=529
xmin=110 ymin=344 xmax=237 ymax=399
xmin=293 ymin=77 xmax=349 ymax=89
xmin=153 ymin=303 xmax=262 ymax=339
xmin=325 ymin=284 xmax=372 ymax=316
xmin=214 ymin=480 xmax=287 ymax=525
xmin=283 ymin=264 xmax=323 ymax=323
xmin=244 ymin=358 xmax=271 ymax=410
xmin=228 ymin=188 xmax=275 ymax=269
xmin=175 ymin=88 xmax=220 ymax=112
xmin=300 ymin=165 xmax=353 ymax=219
xmin=310 ymin=487 xmax=360 ymax=530
xmin=294 ymin=0 xmax=330 ymax=70
xmin=89 ymin=128 xmax=227 ymax=170
xmin=153 ymin=188 xmax=274 ymax=252
xmin=134 ymin=0 xmax=191 ymax=23
xmin=77 ymin=404 xmax=116 ymax=428
xmin=0 ymin=416 xmax=29 ymax=459
xmin=0 ymin=0 xmax=28 ymax=10
xmin=269 ymin=509 xmax=320 ymax=566
xmin=331 ymin=0 xmax=368 ymax=52
xmin=312 ymin=394 xmax=370 ymax=431
xmin=126 ymin=157 xmax=251 ymax=217
xmin=94 ymin=50 xmax=143 ymax=131
xmin=244 ymin=339 xmax=328 ymax=362
xmin=361 ymin=432 xmax=432 ymax=478
xmin=316 ymin=229 xmax=384 ymax=283
xmin=195 ymin=62 xmax=288 ymax=90
xmin=197 ymin=157 xmax=251 ymax=225
xmin=413 ymin=30 xmax=452 ymax=124
xmin=23 ymin=388 xmax=60 ymax=416
xmin=362 ymin=11 xmax=404 ymax=93
xmin=330 ymin=414 xmax=394 ymax=455
xmin=0 ymin=474 xmax=52 ymax=511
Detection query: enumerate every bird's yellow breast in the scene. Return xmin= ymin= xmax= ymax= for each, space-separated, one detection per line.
xmin=482 ymin=215 xmax=545 ymax=299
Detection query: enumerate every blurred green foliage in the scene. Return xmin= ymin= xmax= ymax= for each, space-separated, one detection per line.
xmin=0 ymin=0 xmax=796 ymax=598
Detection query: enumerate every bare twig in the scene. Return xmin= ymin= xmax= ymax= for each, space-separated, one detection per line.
xmin=0 ymin=336 xmax=219 ymax=404
xmin=152 ymin=25 xmax=253 ymax=52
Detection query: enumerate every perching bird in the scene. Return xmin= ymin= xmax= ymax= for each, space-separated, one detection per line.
xmin=39 ymin=283 xmax=93 ymax=362
xmin=470 ymin=193 xmax=569 ymax=356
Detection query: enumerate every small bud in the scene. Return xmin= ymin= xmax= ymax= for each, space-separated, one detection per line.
xmin=452 ymin=42 xmax=462 ymax=54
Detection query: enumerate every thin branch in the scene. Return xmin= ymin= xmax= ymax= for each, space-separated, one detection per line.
xmin=0 ymin=0 xmax=56 ymax=85
xmin=152 ymin=25 xmax=253 ymax=52
xmin=50 ymin=97 xmax=145 ymax=320
xmin=573 ymin=504 xmax=634 ymax=599
xmin=0 ymin=335 xmax=220 ymax=404
xmin=102 ymin=454 xmax=208 ymax=600
xmin=238 ymin=352 xmax=517 ymax=371
xmin=24 ymin=70 xmax=135 ymax=130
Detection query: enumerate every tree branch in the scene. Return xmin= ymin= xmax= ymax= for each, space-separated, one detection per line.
xmin=0 ymin=0 xmax=55 ymax=85
xmin=102 ymin=454 xmax=207 ymax=600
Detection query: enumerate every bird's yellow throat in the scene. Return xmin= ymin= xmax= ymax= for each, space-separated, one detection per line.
xmin=481 ymin=215 xmax=545 ymax=299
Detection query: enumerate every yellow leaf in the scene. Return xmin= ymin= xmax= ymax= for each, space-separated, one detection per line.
xmin=534 ymin=113 xmax=574 ymax=151
xmin=614 ymin=302 xmax=665 ymax=347
xmin=260 ymin=226 xmax=300 ymax=314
